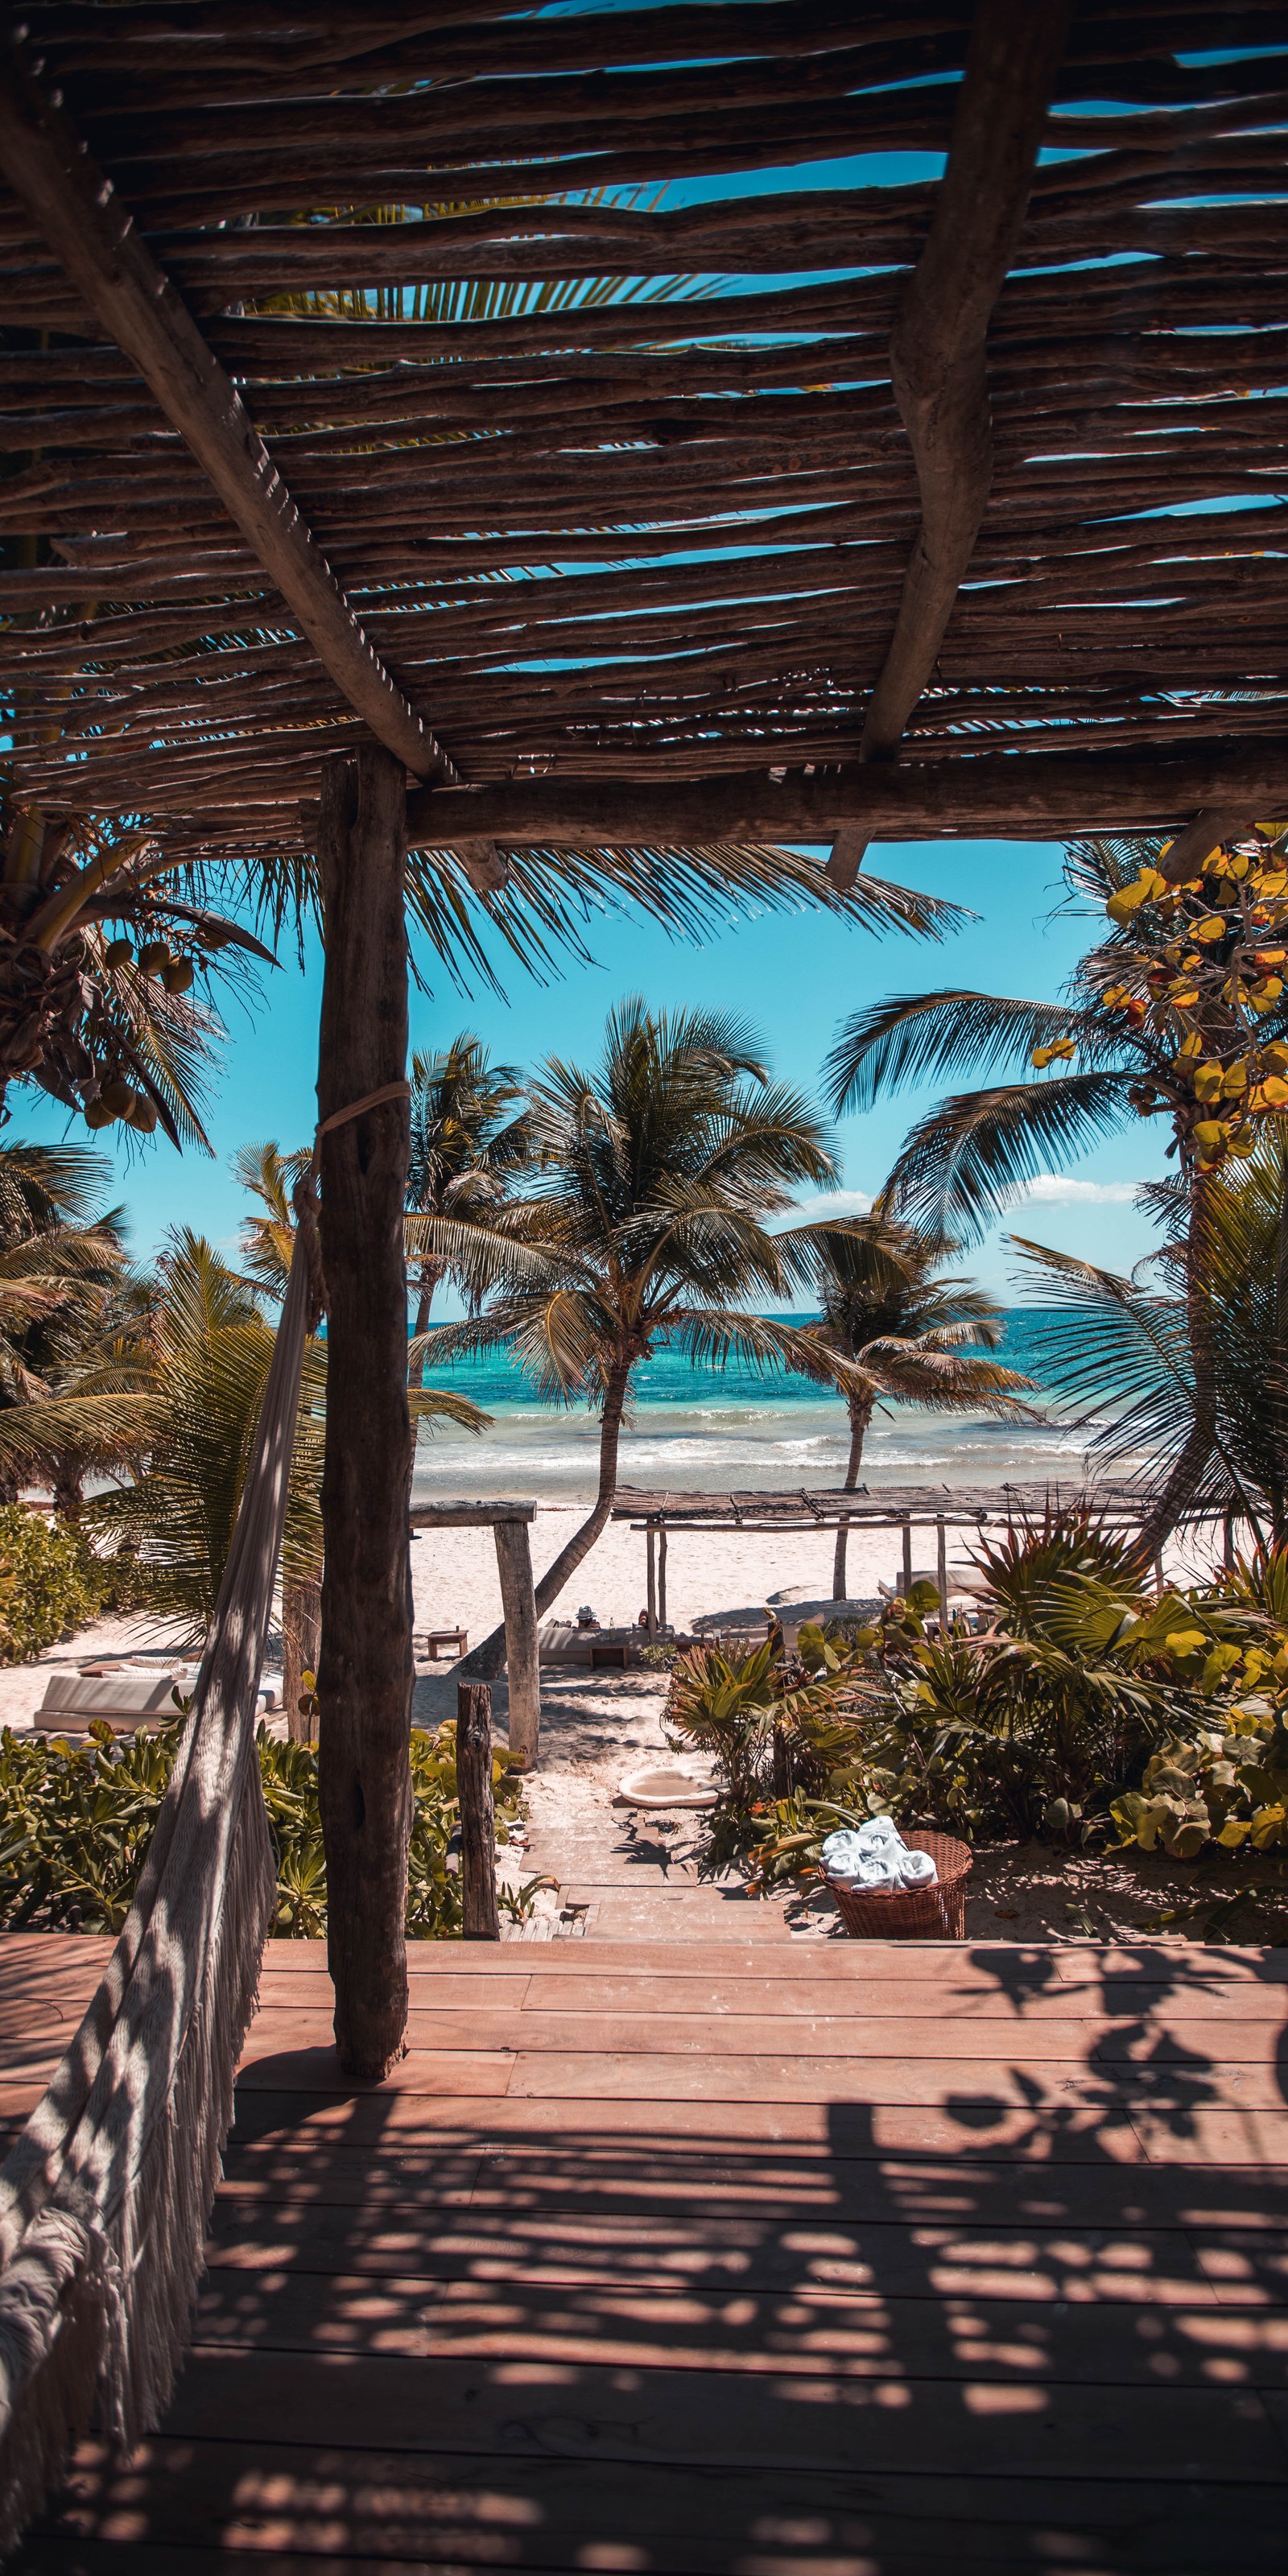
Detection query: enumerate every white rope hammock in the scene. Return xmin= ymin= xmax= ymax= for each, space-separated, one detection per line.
xmin=0 ymin=1220 xmax=312 ymax=2547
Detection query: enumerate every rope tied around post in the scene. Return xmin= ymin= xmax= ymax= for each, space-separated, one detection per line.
xmin=291 ymin=1080 xmax=412 ymax=1331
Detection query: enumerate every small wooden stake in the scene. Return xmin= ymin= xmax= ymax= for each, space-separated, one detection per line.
xmin=457 ymin=1680 xmax=499 ymax=1942
xmin=646 ymin=1524 xmax=657 ymax=1640
xmin=902 ymin=1520 xmax=913 ymax=1593
xmin=936 ymin=1518 xmax=948 ymax=1629
xmin=658 ymin=1523 xmax=668 ymax=1633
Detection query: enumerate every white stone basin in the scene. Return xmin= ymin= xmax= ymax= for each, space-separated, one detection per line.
xmin=617 ymin=1765 xmax=719 ymax=1811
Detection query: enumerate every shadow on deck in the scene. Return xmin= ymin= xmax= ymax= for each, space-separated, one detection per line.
xmin=4 ymin=1933 xmax=1288 ymax=2573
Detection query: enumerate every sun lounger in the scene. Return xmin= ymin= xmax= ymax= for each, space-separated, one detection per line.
xmin=32 ymin=1664 xmax=281 ymax=1735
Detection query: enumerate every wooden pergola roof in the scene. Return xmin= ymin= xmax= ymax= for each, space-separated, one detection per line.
xmin=0 ymin=4 xmax=1285 ymax=880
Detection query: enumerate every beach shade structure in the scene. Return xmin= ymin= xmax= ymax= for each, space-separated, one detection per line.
xmin=1 ymin=3 xmax=1287 ymax=2541
xmin=408 ymin=1500 xmax=540 ymax=1769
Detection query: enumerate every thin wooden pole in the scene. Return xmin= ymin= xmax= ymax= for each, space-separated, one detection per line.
xmin=493 ymin=1517 xmax=540 ymax=1772
xmin=902 ymin=1519 xmax=913 ymax=1594
xmin=936 ymin=1519 xmax=948 ymax=1629
xmin=646 ymin=1525 xmax=657 ymax=1640
xmin=316 ymin=740 xmax=415 ymax=2082
xmin=456 ymin=1680 xmax=499 ymax=1942
xmin=658 ymin=1523 xmax=668 ymax=1633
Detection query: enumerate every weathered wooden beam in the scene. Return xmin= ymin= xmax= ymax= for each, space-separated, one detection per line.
xmin=407 ymin=746 xmax=1286 ymax=853
xmin=829 ymin=0 xmax=1071 ymax=887
xmin=0 ymin=23 xmax=453 ymax=785
xmin=493 ymin=1519 xmax=541 ymax=1773
xmin=316 ymin=741 xmax=415 ymax=2083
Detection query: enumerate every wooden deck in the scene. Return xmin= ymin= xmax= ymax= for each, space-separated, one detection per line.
xmin=3 ymin=1929 xmax=1288 ymax=2573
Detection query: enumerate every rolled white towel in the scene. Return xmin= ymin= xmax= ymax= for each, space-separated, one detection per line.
xmin=897 ymin=1846 xmax=938 ymax=1889
xmin=822 ymin=1816 xmax=939 ymax=1893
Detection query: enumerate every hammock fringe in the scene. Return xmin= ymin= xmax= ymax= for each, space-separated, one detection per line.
xmin=0 ymin=1228 xmax=311 ymax=2554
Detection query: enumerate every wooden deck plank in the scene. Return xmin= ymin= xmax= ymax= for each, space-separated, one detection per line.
xmin=6 ymin=1926 xmax=1287 ymax=2575
xmin=190 ymin=2268 xmax=1288 ymax=2384
xmin=138 ymin=2344 xmax=1288 ymax=2483
xmin=22 ymin=2443 xmax=1288 ymax=2575
xmin=200 ymin=2203 xmax=1231 ymax=2307
xmin=237 ymin=2001 xmax=1288 ymax=2063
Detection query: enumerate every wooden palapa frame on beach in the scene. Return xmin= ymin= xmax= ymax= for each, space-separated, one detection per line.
xmin=615 ymin=1483 xmax=1234 ymax=1632
xmin=0 ymin=2 xmax=1284 ymax=2079
xmin=410 ymin=1501 xmax=540 ymax=1771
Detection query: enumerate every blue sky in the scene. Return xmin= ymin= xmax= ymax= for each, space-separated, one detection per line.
xmin=15 ymin=833 xmax=1168 ymax=1300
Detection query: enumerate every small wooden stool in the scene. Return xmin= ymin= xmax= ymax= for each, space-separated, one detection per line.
xmin=423 ymin=1627 xmax=469 ymax=1661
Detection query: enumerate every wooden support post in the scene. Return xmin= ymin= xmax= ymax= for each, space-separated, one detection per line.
xmin=1154 ymin=1548 xmax=1166 ymax=1599
xmin=316 ymin=740 xmax=415 ymax=2082
xmin=658 ymin=1523 xmax=668 ymax=1633
xmin=936 ymin=1519 xmax=948 ymax=1629
xmin=493 ymin=1517 xmax=540 ymax=1773
xmin=456 ymin=1680 xmax=500 ymax=1942
xmin=282 ymin=1572 xmax=321 ymax=1745
xmin=646 ymin=1525 xmax=658 ymax=1640
xmin=902 ymin=1520 xmax=914 ymax=1595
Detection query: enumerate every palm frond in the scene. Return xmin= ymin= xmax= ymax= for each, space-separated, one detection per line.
xmin=886 ymin=1071 xmax=1133 ymax=1243
xmin=824 ymin=992 xmax=1096 ymax=1118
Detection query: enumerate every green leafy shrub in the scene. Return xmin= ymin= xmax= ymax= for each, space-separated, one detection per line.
xmin=671 ymin=1517 xmax=1288 ymax=1885
xmin=0 ymin=1712 xmax=532 ymax=1938
xmin=0 ymin=1505 xmax=105 ymax=1663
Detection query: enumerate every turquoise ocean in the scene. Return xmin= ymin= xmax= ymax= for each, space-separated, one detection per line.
xmin=411 ymin=1311 xmax=1122 ymax=1505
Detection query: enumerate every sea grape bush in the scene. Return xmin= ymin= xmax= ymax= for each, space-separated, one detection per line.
xmin=0 ymin=1505 xmax=109 ymax=1665
xmin=0 ymin=1712 xmax=533 ymax=1937
xmin=1042 ymin=824 xmax=1288 ymax=1176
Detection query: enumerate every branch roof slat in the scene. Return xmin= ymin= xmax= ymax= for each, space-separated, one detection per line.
xmin=0 ymin=2 xmax=1284 ymax=860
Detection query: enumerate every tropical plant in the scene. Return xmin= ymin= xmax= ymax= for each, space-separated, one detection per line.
xmin=405 ymin=1035 xmax=532 ymax=1370
xmin=0 ymin=793 xmax=278 ymax=1141
xmin=775 ymin=1210 xmax=1037 ymax=1596
xmin=426 ymin=1000 xmax=873 ymax=1672
xmin=0 ymin=1140 xmax=130 ymax=1507
xmin=0 ymin=1504 xmax=106 ymax=1665
xmin=683 ymin=1517 xmax=1288 ymax=1889
xmin=0 ymin=1710 xmax=532 ymax=1938
xmin=824 ymin=827 xmax=1288 ymax=1542
xmin=0 ymin=1228 xmax=489 ymax=1645
xmin=1008 ymin=1123 xmax=1288 ymax=1546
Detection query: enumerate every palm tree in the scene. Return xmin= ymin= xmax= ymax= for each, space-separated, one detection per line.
xmin=1008 ymin=1131 xmax=1288 ymax=1548
xmin=0 ymin=1227 xmax=489 ymax=1687
xmin=427 ymin=999 xmax=870 ymax=1674
xmin=775 ymin=1212 xmax=1038 ymax=1597
xmin=824 ymin=832 xmax=1288 ymax=1545
xmin=405 ymin=1037 xmax=531 ymax=1375
xmin=0 ymin=1141 xmax=130 ymax=1509
xmin=0 ymin=792 xmax=279 ymax=1144
xmin=233 ymin=1141 xmax=498 ymax=1719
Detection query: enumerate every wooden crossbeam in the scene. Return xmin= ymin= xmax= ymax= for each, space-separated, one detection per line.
xmin=828 ymin=0 xmax=1071 ymax=888
xmin=0 ymin=20 xmax=455 ymax=786
xmin=406 ymin=745 xmax=1286 ymax=854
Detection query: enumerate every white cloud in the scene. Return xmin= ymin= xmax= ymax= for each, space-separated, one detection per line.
xmin=788 ymin=1187 xmax=873 ymax=1223
xmin=1015 ymin=1175 xmax=1145 ymax=1208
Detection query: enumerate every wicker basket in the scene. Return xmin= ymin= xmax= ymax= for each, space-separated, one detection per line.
xmin=826 ymin=1831 xmax=972 ymax=1941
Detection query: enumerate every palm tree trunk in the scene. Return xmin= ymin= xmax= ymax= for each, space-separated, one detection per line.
xmin=458 ymin=1359 xmax=632 ymax=1681
xmin=832 ymin=1393 xmax=873 ymax=1598
xmin=408 ymin=1260 xmax=442 ymax=1389
xmin=1139 ymin=1170 xmax=1218 ymax=1560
